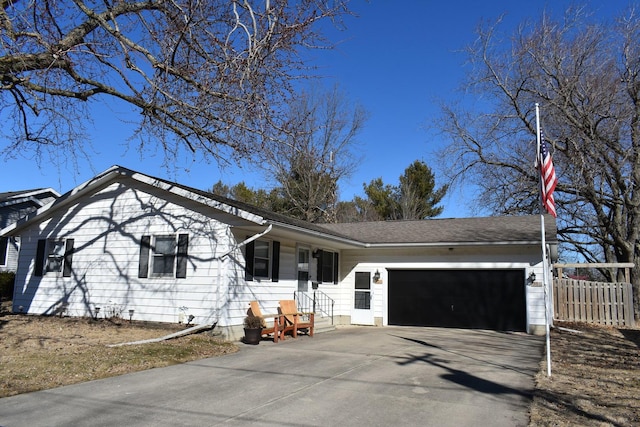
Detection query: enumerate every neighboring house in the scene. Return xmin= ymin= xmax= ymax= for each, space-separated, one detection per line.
xmin=0 ymin=188 xmax=60 ymax=272
xmin=0 ymin=166 xmax=557 ymax=338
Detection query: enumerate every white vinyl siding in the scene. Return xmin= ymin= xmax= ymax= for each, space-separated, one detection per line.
xmin=337 ymin=246 xmax=546 ymax=332
xmin=12 ymin=183 xmax=229 ymax=324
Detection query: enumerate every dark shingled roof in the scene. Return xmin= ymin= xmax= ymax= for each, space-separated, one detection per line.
xmin=4 ymin=166 xmax=555 ymax=247
xmin=131 ymin=166 xmax=557 ymax=245
xmin=146 ymin=173 xmax=356 ymax=241
xmin=316 ymin=216 xmax=557 ymax=245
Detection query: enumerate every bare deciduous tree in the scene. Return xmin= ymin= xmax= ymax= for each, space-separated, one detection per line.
xmin=0 ymin=0 xmax=351 ymax=166
xmin=437 ymin=6 xmax=640 ymax=317
xmin=263 ymin=84 xmax=367 ymax=223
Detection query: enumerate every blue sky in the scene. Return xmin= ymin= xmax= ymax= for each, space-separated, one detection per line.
xmin=0 ymin=1 xmax=624 ymax=218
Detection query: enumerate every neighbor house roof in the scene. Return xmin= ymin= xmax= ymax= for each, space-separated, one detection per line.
xmin=1 ymin=166 xmax=557 ymax=248
xmin=0 ymin=188 xmax=60 ymax=207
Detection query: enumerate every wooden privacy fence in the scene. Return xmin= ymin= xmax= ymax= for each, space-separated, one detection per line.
xmin=553 ymin=263 xmax=635 ymax=327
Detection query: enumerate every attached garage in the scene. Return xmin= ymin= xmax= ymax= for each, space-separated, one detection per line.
xmin=388 ymin=269 xmax=527 ymax=332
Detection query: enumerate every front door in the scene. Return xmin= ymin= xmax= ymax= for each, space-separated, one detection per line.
xmin=352 ymin=271 xmax=375 ymax=325
xmin=297 ymin=247 xmax=310 ymax=292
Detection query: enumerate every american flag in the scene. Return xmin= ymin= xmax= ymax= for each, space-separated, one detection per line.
xmin=538 ymin=132 xmax=558 ymax=217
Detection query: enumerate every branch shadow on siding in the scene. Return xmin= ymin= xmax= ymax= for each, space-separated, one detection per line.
xmin=14 ymin=181 xmax=228 ymax=322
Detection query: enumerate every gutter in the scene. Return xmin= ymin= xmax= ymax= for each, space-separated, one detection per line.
xmin=267 ymin=220 xmax=366 ymax=247
xmin=363 ymin=240 xmax=555 ymax=248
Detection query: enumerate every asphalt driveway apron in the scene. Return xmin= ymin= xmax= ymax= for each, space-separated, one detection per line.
xmin=0 ymin=326 xmax=544 ymax=427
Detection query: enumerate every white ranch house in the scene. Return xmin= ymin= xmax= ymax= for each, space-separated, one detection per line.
xmin=1 ymin=166 xmax=557 ymax=338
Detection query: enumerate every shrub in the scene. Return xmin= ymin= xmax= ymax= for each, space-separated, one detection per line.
xmin=243 ymin=315 xmax=264 ymax=329
xmin=0 ymin=271 xmax=15 ymax=300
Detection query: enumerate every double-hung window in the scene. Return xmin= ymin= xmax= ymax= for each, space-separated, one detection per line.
xmin=152 ymin=236 xmax=177 ymax=276
xmin=252 ymin=240 xmax=270 ymax=278
xmin=315 ymin=249 xmax=339 ymax=284
xmin=45 ymin=240 xmax=66 ymax=273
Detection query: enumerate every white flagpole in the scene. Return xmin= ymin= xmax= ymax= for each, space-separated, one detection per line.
xmin=536 ymin=103 xmax=552 ymax=377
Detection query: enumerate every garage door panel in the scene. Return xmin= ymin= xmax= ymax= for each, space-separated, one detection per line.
xmin=388 ymin=269 xmax=526 ymax=331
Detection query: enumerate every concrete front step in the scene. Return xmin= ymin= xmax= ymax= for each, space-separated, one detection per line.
xmin=314 ymin=316 xmax=335 ymax=334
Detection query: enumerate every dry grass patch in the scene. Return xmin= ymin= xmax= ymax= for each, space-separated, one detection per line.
xmin=529 ymin=322 xmax=640 ymax=427
xmin=0 ymin=309 xmax=238 ymax=398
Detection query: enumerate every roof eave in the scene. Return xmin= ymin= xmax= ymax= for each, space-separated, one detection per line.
xmin=265 ymin=221 xmax=553 ymax=248
xmin=1 ymin=166 xmax=265 ymax=237
xmin=267 ymin=220 xmax=366 ymax=247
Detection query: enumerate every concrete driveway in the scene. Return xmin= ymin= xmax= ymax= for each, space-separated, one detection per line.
xmin=0 ymin=326 xmax=543 ymax=427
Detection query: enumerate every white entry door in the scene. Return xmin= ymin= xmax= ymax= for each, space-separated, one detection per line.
xmin=351 ymin=271 xmax=375 ymax=325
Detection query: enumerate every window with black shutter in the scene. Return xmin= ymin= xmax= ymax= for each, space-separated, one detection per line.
xmin=35 ymin=238 xmax=75 ymax=277
xmin=245 ymin=239 xmax=280 ymax=281
xmin=138 ymin=234 xmax=188 ymax=279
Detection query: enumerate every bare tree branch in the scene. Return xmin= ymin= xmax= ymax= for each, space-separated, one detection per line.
xmin=0 ymin=0 xmax=352 ymax=166
xmin=260 ymin=84 xmax=367 ymax=223
xmin=437 ymin=5 xmax=640 ymax=318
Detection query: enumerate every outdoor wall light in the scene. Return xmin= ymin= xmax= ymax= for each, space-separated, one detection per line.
xmin=373 ymin=270 xmax=381 ymax=282
xmin=528 ymin=271 xmax=536 ymax=284
xmin=94 ymin=307 xmax=100 ymax=319
xmin=128 ymin=309 xmax=134 ymax=322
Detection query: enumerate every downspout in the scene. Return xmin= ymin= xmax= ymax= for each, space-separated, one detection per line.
xmin=215 ymin=224 xmax=273 ymax=324
xmin=221 ymin=224 xmax=273 ymax=259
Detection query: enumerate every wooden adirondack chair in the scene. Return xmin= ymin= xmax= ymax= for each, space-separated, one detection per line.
xmin=279 ymin=299 xmax=314 ymax=338
xmin=248 ymin=301 xmax=284 ymax=343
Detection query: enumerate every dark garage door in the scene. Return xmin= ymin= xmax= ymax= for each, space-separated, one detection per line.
xmin=388 ymin=269 xmax=526 ymax=331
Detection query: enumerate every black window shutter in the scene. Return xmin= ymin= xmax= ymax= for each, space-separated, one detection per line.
xmin=176 ymin=234 xmax=189 ymax=279
xmin=62 ymin=239 xmax=74 ymax=277
xmin=333 ymin=252 xmax=339 ymax=284
xmin=138 ymin=235 xmax=151 ymax=278
xmin=245 ymin=240 xmax=254 ymax=281
xmin=316 ymin=249 xmax=324 ymax=282
xmin=35 ymin=239 xmax=46 ymax=277
xmin=271 ymin=240 xmax=280 ymax=282
xmin=0 ymin=237 xmax=8 ymax=265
